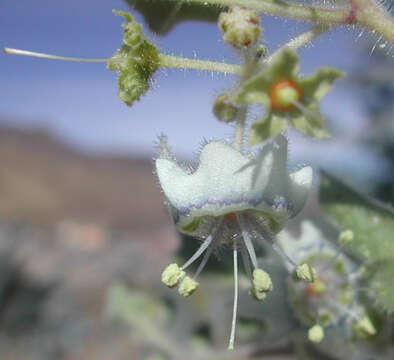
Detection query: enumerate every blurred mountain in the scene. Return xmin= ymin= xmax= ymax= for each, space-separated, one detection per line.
xmin=0 ymin=124 xmax=169 ymax=231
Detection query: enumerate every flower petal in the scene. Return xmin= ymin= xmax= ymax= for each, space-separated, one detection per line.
xmin=156 ymin=135 xmax=312 ymax=231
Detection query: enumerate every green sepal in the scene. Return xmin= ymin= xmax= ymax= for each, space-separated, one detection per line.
xmin=290 ymin=108 xmax=329 ymax=140
xmin=108 ymin=10 xmax=160 ymax=106
xmin=234 ymin=50 xmax=299 ymax=105
xmin=232 ymin=50 xmax=341 ymax=144
xmin=249 ymin=111 xmax=288 ymax=145
xmin=298 ymin=67 xmax=344 ymax=102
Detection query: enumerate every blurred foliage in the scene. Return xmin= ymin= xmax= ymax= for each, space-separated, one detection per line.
xmin=320 ymin=171 xmax=394 ymax=312
xmin=125 ymin=0 xmax=223 ymax=35
xmin=348 ymin=48 xmax=394 ymax=203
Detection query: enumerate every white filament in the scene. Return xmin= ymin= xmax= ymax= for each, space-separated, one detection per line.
xmin=3 ymin=47 xmax=108 ymax=62
xmin=237 ymin=214 xmax=258 ymax=269
xmin=228 ymin=240 xmax=239 ymax=351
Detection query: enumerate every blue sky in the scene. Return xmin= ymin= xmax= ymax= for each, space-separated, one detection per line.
xmin=0 ymin=0 xmax=391 ymax=189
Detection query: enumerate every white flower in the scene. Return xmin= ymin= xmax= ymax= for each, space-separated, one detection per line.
xmin=156 ymin=134 xmax=312 ymax=349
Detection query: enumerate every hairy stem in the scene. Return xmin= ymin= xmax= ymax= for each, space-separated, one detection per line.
xmin=263 ymin=24 xmax=331 ymax=67
xmin=180 ymin=0 xmax=394 ymax=44
xmin=3 ymin=47 xmax=242 ymax=75
xmin=159 ymin=53 xmax=242 ymax=74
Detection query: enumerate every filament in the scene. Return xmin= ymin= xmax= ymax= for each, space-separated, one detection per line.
xmin=3 ymin=47 xmax=108 ymax=62
xmin=237 ymin=214 xmax=259 ymax=269
xmin=194 ymin=239 xmax=215 ymax=279
xmin=291 ymin=99 xmax=323 ymax=127
xmin=228 ymin=240 xmax=239 ymax=351
xmin=180 ymin=219 xmax=222 ymax=271
xmin=250 ymin=216 xmax=298 ymax=268
xmin=240 ymin=243 xmax=253 ymax=284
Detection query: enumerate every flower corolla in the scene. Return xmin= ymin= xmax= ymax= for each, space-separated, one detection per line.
xmin=156 ymin=134 xmax=312 ymax=348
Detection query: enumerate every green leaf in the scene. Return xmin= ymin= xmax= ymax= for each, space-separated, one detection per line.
xmin=319 ymin=171 xmax=394 ymax=311
xmin=107 ymin=283 xmax=170 ymax=327
xmin=125 ymin=0 xmax=223 ymax=35
xmin=108 ymin=10 xmax=160 ymax=106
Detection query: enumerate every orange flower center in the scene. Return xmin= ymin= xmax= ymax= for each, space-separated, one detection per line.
xmin=270 ymin=80 xmax=302 ymax=111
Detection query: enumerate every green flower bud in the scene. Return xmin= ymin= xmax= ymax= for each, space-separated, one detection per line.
xmin=108 ymin=10 xmax=160 ymax=106
xmin=295 ymin=263 xmax=317 ymax=282
xmin=218 ymin=6 xmax=261 ymax=48
xmin=213 ymin=93 xmax=238 ymax=123
xmin=308 ymin=325 xmax=324 ymax=343
xmin=252 ymin=268 xmax=273 ymax=300
xmin=178 ymin=276 xmax=199 ymax=297
xmin=161 ymin=263 xmax=185 ymax=288
xmin=338 ymin=229 xmax=354 ymax=245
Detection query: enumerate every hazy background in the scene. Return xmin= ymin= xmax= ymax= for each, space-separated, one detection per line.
xmin=0 ymin=1 xmax=393 ymax=359
xmin=1 ymin=0 xmax=392 ymax=191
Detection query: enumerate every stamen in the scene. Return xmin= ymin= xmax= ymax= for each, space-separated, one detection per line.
xmin=240 ymin=243 xmax=253 ymax=284
xmin=325 ymin=296 xmax=360 ymax=322
xmin=194 ymin=240 xmax=215 ymax=279
xmin=228 ymin=239 xmax=239 ymax=351
xmin=320 ymin=251 xmax=342 ymax=273
xmin=249 ymin=216 xmax=298 ymax=268
xmin=3 ymin=47 xmax=108 ymax=62
xmin=237 ymin=214 xmax=259 ymax=269
xmin=180 ymin=219 xmax=222 ymax=271
xmin=291 ymin=99 xmax=323 ymax=127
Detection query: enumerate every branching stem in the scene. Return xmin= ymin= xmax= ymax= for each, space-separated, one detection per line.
xmin=180 ymin=0 xmax=394 ymax=43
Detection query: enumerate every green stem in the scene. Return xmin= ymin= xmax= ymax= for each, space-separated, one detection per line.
xmin=3 ymin=47 xmax=242 ymax=75
xmin=181 ymin=0 xmax=394 ymax=44
xmin=263 ymin=24 xmax=331 ymax=67
xmin=158 ymin=53 xmax=242 ymax=74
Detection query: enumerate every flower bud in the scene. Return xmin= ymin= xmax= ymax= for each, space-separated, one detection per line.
xmin=218 ymin=6 xmax=261 ymax=48
xmin=213 ymin=93 xmax=238 ymax=123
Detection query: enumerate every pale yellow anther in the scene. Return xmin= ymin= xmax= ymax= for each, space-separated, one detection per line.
xmin=252 ymin=268 xmax=273 ymax=300
xmin=161 ymin=263 xmax=185 ymax=288
xmin=354 ymin=316 xmax=376 ymax=339
xmin=295 ymin=263 xmax=317 ymax=282
xmin=178 ymin=276 xmax=199 ymax=297
xmin=338 ymin=229 xmax=354 ymax=245
xmin=308 ymin=325 xmax=324 ymax=343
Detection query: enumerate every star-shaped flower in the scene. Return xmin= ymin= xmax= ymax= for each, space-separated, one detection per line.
xmin=156 ymin=134 xmax=312 ymax=349
xmin=232 ymin=49 xmax=343 ymax=145
xmin=278 ymin=221 xmax=377 ymax=343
